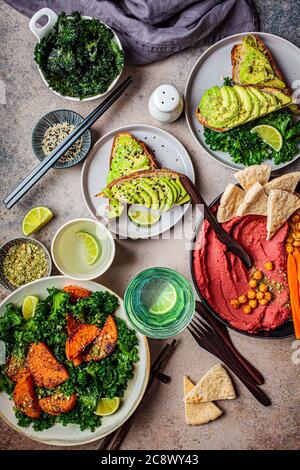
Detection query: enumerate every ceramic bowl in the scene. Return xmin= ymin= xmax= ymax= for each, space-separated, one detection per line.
xmin=51 ymin=218 xmax=115 ymax=280
xmin=0 ymin=238 xmax=52 ymax=292
xmin=32 ymin=109 xmax=92 ymax=169
xmin=29 ymin=8 xmax=124 ymax=102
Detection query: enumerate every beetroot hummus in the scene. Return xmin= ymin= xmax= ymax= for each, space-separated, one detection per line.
xmin=193 ymin=213 xmax=290 ymax=333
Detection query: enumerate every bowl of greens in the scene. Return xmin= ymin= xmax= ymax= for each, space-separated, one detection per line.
xmin=29 ymin=8 xmax=125 ymax=101
xmin=0 ymin=276 xmax=150 ymax=446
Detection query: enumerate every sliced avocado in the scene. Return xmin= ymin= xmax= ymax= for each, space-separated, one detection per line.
xmin=176 ymin=193 xmax=190 ymax=205
xmin=108 ymin=199 xmax=124 ymax=218
xmin=162 ymin=178 xmax=177 ymax=204
xmin=139 ymin=189 xmax=151 ymax=208
xmin=263 ymin=91 xmax=280 ymax=113
xmin=159 ymin=178 xmax=175 ymax=212
xmin=200 ymin=86 xmax=239 ymax=128
xmin=247 ymin=88 xmax=260 ymax=118
xmin=270 ymin=89 xmax=292 ymax=106
xmin=150 ymin=178 xmax=166 ymax=210
xmin=239 ymin=36 xmax=278 ymax=86
xmin=233 ymin=86 xmax=253 ymax=123
xmin=167 ymin=178 xmax=181 ymax=201
xmin=174 ymin=177 xmax=187 ymax=200
xmin=249 ymin=87 xmax=269 ymax=115
xmin=142 ymin=179 xmax=160 ymax=210
xmin=199 ymin=86 xmax=223 ymax=120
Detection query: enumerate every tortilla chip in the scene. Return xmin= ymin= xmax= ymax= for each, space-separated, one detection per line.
xmin=235 ymin=164 xmax=271 ymax=191
xmin=185 ymin=364 xmax=236 ymax=403
xmin=236 ymin=182 xmax=268 ymax=217
xmin=267 ymin=189 xmax=300 ymax=240
xmin=217 ymin=184 xmax=245 ymax=223
xmin=264 ymin=172 xmax=300 ymax=194
xmin=184 ymin=376 xmax=223 ymax=425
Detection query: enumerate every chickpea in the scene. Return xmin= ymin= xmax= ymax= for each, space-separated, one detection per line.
xmin=243 ymin=305 xmax=252 ymax=314
xmin=230 ymin=298 xmax=240 ymax=309
xmin=293 ymin=240 xmax=300 ymax=248
xmin=248 ymin=299 xmax=258 ymax=309
xmin=264 ymin=261 xmax=273 ymax=271
xmin=256 ymin=292 xmax=264 ymax=300
xmin=286 ymin=244 xmax=294 ymax=253
xmin=249 ymin=279 xmax=257 ymax=288
xmin=238 ymin=294 xmax=248 ymax=304
xmin=292 ymin=214 xmax=300 ymax=223
xmin=247 ymin=290 xmax=256 ymax=299
xmin=264 ymin=291 xmax=272 ymax=301
xmin=286 ymin=236 xmax=294 ymax=244
xmin=253 ymin=270 xmax=263 ymax=280
xmin=259 ymin=283 xmax=268 ymax=293
xmin=259 ymin=298 xmax=268 ymax=306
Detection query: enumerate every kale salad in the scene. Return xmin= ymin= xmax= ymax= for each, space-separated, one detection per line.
xmin=34 ymin=11 xmax=124 ymax=99
xmin=0 ymin=287 xmax=139 ymax=432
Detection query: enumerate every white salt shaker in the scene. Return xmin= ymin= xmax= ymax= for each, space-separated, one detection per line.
xmin=148 ymin=84 xmax=184 ymax=123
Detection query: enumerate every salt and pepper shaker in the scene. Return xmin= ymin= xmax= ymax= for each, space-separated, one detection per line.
xmin=148 ymin=84 xmax=184 ymax=123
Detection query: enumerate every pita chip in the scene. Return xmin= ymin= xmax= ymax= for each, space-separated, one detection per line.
xmin=264 ymin=172 xmax=300 ymax=194
xmin=235 ymin=164 xmax=271 ymax=191
xmin=217 ymin=184 xmax=245 ymax=222
xmin=185 ymin=364 xmax=236 ymax=403
xmin=267 ymin=189 xmax=300 ymax=240
xmin=236 ymin=182 xmax=268 ymax=217
xmin=184 ymin=376 xmax=223 ymax=425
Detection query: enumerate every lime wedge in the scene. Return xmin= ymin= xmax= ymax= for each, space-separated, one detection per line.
xmin=94 ymin=397 xmax=121 ymax=416
xmin=128 ymin=206 xmax=161 ymax=227
xmin=250 ymin=124 xmax=283 ymax=151
xmin=142 ymin=281 xmax=177 ymax=315
xmin=22 ymin=295 xmax=39 ymax=320
xmin=76 ymin=231 xmax=99 ymax=265
xmin=22 ymin=207 xmax=53 ymax=236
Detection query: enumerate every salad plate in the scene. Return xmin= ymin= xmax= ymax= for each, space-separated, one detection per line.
xmin=81 ymin=124 xmax=195 ymax=239
xmin=185 ymin=32 xmax=300 ymax=170
xmin=0 ymin=276 xmax=150 ymax=446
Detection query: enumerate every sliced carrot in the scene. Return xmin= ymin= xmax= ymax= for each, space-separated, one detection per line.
xmin=287 ymin=253 xmax=300 ymax=339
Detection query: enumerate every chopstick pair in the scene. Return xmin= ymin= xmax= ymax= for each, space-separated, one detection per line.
xmin=98 ymin=340 xmax=177 ymax=451
xmin=188 ymin=304 xmax=271 ymax=406
xmin=4 ymin=76 xmax=133 ymax=209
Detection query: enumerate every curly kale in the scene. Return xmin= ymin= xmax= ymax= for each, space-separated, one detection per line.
xmin=34 ymin=11 xmax=124 ymax=99
xmin=204 ymin=109 xmax=300 ymax=166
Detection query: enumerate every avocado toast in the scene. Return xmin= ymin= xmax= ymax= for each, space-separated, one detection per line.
xmin=97 ymin=169 xmax=190 ymax=212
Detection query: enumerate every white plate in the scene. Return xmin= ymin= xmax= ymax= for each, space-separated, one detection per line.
xmin=0 ymin=276 xmax=150 ymax=446
xmin=185 ymin=32 xmax=300 ymax=170
xmin=81 ymin=124 xmax=195 ymax=239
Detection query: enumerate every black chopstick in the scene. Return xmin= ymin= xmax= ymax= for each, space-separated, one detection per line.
xmin=4 ymin=76 xmax=133 ymax=209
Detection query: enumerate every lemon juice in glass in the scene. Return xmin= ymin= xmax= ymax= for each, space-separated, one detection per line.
xmin=124 ymin=267 xmax=195 ymax=338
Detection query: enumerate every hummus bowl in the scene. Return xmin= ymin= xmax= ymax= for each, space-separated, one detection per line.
xmin=190 ymin=192 xmax=294 ymax=339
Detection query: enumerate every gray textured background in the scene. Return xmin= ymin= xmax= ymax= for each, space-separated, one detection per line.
xmin=0 ymin=0 xmax=300 ymax=450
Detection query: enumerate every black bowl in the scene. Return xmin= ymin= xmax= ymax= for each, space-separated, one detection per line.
xmin=189 ymin=193 xmax=294 ymax=339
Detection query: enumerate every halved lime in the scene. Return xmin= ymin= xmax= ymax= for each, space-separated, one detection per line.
xmin=76 ymin=231 xmax=99 ymax=265
xmin=22 ymin=295 xmax=39 ymax=320
xmin=22 ymin=207 xmax=53 ymax=236
xmin=250 ymin=124 xmax=283 ymax=151
xmin=128 ymin=206 xmax=161 ymax=227
xmin=94 ymin=397 xmax=121 ymax=416
xmin=142 ymin=281 xmax=177 ymax=315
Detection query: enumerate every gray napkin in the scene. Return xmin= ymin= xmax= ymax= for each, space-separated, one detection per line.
xmin=5 ymin=0 xmax=259 ymax=64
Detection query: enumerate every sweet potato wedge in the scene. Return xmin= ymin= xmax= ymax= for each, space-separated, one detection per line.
xmin=6 ymin=355 xmax=29 ymax=382
xmin=13 ymin=373 xmax=41 ymax=419
xmin=66 ymin=313 xmax=81 ymax=336
xmin=64 ymin=285 xmax=91 ymax=302
xmin=39 ymin=392 xmax=77 ymax=416
xmin=66 ymin=324 xmax=100 ymax=360
xmin=85 ymin=315 xmax=118 ymax=362
xmin=27 ymin=342 xmax=69 ymax=388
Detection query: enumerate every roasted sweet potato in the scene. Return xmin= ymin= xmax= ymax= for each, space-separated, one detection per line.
xmin=66 ymin=324 xmax=100 ymax=360
xmin=66 ymin=313 xmax=81 ymax=336
xmin=39 ymin=392 xmax=77 ymax=416
xmin=13 ymin=373 xmax=40 ymax=419
xmin=6 ymin=355 xmax=29 ymax=382
xmin=63 ymin=285 xmax=91 ymax=302
xmin=85 ymin=315 xmax=118 ymax=362
xmin=27 ymin=342 xmax=69 ymax=388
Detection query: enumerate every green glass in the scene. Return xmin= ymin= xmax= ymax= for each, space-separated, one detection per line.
xmin=124 ymin=267 xmax=195 ymax=339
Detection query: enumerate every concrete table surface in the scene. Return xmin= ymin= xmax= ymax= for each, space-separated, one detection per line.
xmin=0 ymin=0 xmax=300 ymax=450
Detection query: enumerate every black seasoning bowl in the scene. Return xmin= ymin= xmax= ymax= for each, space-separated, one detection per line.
xmin=0 ymin=238 xmax=52 ymax=292
xmin=32 ymin=109 xmax=92 ymax=169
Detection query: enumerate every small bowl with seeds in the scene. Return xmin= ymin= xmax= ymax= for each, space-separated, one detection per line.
xmin=0 ymin=238 xmax=52 ymax=291
xmin=32 ymin=109 xmax=92 ymax=169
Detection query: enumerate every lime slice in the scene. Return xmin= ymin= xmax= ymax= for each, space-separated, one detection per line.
xmin=250 ymin=124 xmax=283 ymax=151
xmin=128 ymin=206 xmax=161 ymax=227
xmin=94 ymin=397 xmax=121 ymax=416
xmin=76 ymin=231 xmax=99 ymax=265
xmin=22 ymin=295 xmax=39 ymax=320
xmin=142 ymin=281 xmax=177 ymax=315
xmin=22 ymin=207 xmax=53 ymax=236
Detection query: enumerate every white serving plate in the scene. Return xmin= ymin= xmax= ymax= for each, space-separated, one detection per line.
xmin=0 ymin=276 xmax=150 ymax=446
xmin=185 ymin=32 xmax=300 ymax=171
xmin=81 ymin=124 xmax=195 ymax=239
